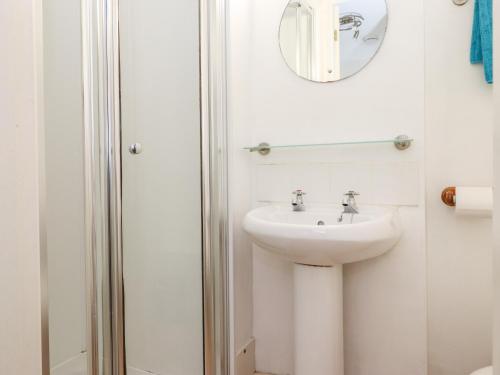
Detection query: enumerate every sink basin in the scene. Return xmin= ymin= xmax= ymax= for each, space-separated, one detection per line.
xmin=243 ymin=204 xmax=402 ymax=266
xmin=244 ymin=204 xmax=403 ymax=374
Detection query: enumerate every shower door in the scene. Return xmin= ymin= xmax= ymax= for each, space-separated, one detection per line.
xmin=119 ymin=0 xmax=204 ymax=374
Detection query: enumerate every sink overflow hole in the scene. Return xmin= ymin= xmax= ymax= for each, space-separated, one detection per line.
xmin=317 ymin=220 xmax=325 ymax=226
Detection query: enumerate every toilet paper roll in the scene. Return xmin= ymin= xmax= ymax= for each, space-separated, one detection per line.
xmin=455 ymin=186 xmax=493 ymax=217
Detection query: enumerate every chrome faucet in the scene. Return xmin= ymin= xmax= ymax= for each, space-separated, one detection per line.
xmin=338 ymin=191 xmax=359 ymax=222
xmin=292 ymin=190 xmax=306 ymax=212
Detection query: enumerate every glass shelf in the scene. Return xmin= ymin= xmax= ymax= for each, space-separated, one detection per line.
xmin=243 ymin=135 xmax=413 ymax=155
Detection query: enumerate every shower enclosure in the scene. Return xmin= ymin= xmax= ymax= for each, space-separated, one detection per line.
xmin=42 ymin=0 xmax=229 ymax=374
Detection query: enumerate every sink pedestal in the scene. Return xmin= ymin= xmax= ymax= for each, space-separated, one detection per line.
xmin=294 ymin=264 xmax=344 ymax=375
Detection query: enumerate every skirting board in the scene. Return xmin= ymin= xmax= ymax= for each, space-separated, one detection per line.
xmin=236 ymin=337 xmax=256 ymax=375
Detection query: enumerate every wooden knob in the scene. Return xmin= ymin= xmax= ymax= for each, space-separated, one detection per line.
xmin=441 ymin=186 xmax=456 ymax=207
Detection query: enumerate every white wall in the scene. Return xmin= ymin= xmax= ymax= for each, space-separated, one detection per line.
xmin=425 ymin=1 xmax=494 ymax=374
xmin=229 ymin=0 xmax=494 ymax=374
xmin=43 ymin=0 xmax=88 ymax=369
xmin=493 ymin=2 xmax=500 ymax=374
xmin=0 ymin=0 xmax=43 ymax=373
xmin=230 ymin=0 xmax=427 ymax=374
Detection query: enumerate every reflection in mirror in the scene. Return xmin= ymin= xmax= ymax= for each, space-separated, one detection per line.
xmin=279 ymin=0 xmax=388 ymax=82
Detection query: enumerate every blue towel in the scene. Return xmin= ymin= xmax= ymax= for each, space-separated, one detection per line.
xmin=470 ymin=0 xmax=493 ymax=84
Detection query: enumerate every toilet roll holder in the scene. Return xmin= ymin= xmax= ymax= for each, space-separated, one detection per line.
xmin=441 ymin=186 xmax=456 ymax=207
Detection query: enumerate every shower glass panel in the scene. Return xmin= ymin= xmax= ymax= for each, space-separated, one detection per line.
xmin=119 ymin=1 xmax=204 ymax=374
xmin=43 ymin=0 xmax=91 ymax=374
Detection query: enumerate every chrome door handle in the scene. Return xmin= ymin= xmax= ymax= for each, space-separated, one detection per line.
xmin=128 ymin=143 xmax=142 ymax=155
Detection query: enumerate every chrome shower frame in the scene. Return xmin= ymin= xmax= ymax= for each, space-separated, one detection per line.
xmin=40 ymin=0 xmax=230 ymax=374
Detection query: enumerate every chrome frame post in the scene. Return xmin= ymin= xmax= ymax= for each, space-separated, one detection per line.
xmin=96 ymin=0 xmax=126 ymax=373
xmin=36 ymin=0 xmax=50 ymax=371
xmin=82 ymin=0 xmax=101 ymax=373
xmin=82 ymin=0 xmax=125 ymax=373
xmin=200 ymin=0 xmax=230 ymax=374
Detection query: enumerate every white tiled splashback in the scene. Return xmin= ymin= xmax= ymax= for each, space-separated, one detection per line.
xmin=253 ymin=161 xmax=420 ymax=206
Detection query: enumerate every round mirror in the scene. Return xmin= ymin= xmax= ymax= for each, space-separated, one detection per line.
xmin=279 ymin=0 xmax=388 ymax=82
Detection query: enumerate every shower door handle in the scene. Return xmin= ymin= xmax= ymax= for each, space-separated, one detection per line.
xmin=128 ymin=143 xmax=142 ymax=155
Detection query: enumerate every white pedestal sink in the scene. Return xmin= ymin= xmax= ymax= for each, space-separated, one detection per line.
xmin=243 ymin=205 xmax=402 ymax=375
